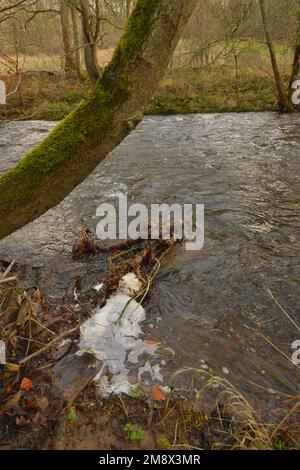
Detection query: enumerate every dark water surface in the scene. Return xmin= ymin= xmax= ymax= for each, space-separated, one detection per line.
xmin=0 ymin=113 xmax=299 ymax=409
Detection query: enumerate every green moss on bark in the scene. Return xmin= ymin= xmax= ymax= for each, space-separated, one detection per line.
xmin=112 ymin=0 xmax=161 ymax=64
xmin=0 ymin=87 xmax=113 ymax=207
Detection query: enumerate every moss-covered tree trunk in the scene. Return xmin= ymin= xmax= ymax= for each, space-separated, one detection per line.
xmin=0 ymin=0 xmax=198 ymax=241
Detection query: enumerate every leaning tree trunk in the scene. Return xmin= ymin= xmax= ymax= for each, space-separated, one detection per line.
xmin=0 ymin=0 xmax=198 ymax=241
xmin=259 ymin=0 xmax=289 ymax=112
xmin=60 ymin=0 xmax=76 ymax=75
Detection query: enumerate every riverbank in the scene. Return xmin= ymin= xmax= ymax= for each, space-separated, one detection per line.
xmin=0 ymin=66 xmax=288 ymax=122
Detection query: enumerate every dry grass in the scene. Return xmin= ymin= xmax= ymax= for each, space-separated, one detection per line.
xmin=164 ymin=368 xmax=300 ymax=450
xmin=0 ymin=48 xmax=115 ymax=75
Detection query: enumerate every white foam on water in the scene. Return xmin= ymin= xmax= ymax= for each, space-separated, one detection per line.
xmin=78 ymin=273 xmax=162 ymax=396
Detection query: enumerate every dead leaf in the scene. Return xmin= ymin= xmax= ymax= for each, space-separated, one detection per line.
xmin=20 ymin=377 xmax=33 ymax=391
xmin=4 ymin=384 xmax=13 ymax=394
xmin=37 ymin=397 xmax=49 ymax=412
xmin=151 ymin=385 xmax=166 ymax=401
xmin=16 ymin=294 xmax=31 ymax=330
xmin=25 ymin=398 xmax=38 ymax=410
xmin=16 ymin=415 xmax=30 ymax=426
xmin=4 ymin=363 xmax=21 ymax=374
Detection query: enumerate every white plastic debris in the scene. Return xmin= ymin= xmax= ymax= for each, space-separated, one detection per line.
xmin=0 ymin=340 xmax=6 ymax=364
xmin=78 ymin=272 xmax=160 ymax=396
xmin=94 ymin=282 xmax=104 ymax=292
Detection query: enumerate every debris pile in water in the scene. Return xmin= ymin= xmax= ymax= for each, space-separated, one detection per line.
xmin=74 ymin=233 xmax=178 ymax=397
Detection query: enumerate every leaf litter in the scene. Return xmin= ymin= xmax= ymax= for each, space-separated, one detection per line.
xmin=0 ymin=231 xmax=177 ymax=447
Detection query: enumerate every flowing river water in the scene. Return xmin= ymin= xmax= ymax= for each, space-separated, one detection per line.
xmin=0 ymin=113 xmax=299 ymax=412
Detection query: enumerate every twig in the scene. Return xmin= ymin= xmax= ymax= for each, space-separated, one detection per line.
xmin=19 ymin=325 xmax=80 ymax=365
xmin=2 ymin=259 xmax=15 ymax=278
xmin=16 ymin=335 xmax=47 ymax=346
xmin=0 ymin=276 xmax=17 ymax=284
xmin=30 ymin=316 xmax=55 ymax=336
xmin=267 ymin=288 xmax=300 ymax=333
xmin=254 ymin=331 xmax=300 ymax=370
xmin=24 ymin=318 xmax=32 ymax=359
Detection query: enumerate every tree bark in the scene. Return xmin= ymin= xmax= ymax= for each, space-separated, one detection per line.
xmin=290 ymin=46 xmax=300 ymax=88
xmin=0 ymin=0 xmax=198 ymax=241
xmin=126 ymin=0 xmax=133 ymax=19
xmin=259 ymin=0 xmax=289 ymax=112
xmin=71 ymin=4 xmax=84 ymax=80
xmin=80 ymin=0 xmax=101 ymax=83
xmin=60 ymin=0 xmax=76 ymax=76
xmin=289 ymin=4 xmax=300 ymax=107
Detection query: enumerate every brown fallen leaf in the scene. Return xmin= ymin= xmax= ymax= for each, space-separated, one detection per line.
xmin=20 ymin=377 xmax=33 ymax=391
xmin=145 ymin=340 xmax=159 ymax=345
xmin=25 ymin=398 xmax=38 ymax=410
xmin=16 ymin=415 xmax=30 ymax=426
xmin=151 ymin=384 xmax=166 ymax=401
xmin=4 ymin=363 xmax=21 ymax=374
xmin=37 ymin=397 xmax=49 ymax=413
xmin=4 ymin=384 xmax=13 ymax=394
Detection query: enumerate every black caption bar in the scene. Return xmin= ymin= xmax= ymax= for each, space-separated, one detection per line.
xmin=0 ymin=450 xmax=299 ymax=468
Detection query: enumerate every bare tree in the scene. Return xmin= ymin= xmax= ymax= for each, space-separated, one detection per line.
xmin=71 ymin=3 xmax=84 ymax=79
xmin=60 ymin=0 xmax=76 ymax=75
xmin=259 ymin=0 xmax=289 ymax=111
xmin=80 ymin=0 xmax=101 ymax=82
xmin=289 ymin=1 xmax=300 ymax=106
